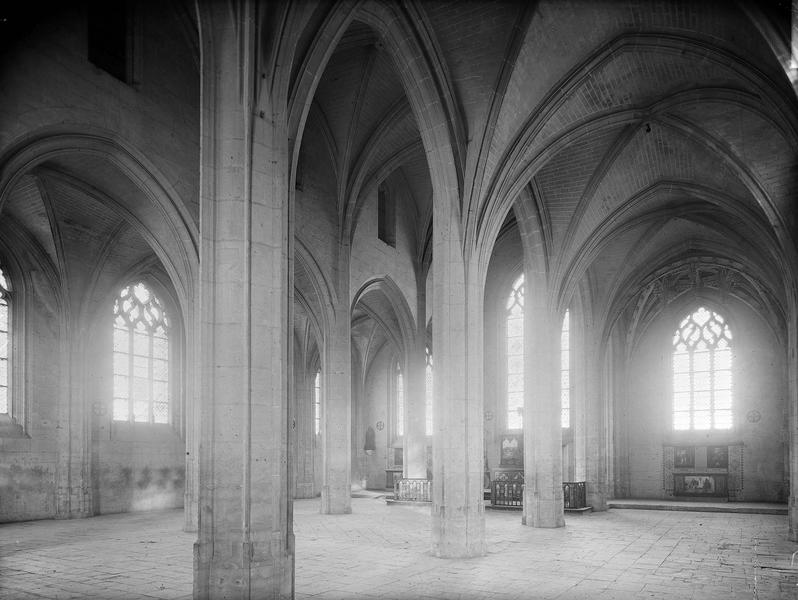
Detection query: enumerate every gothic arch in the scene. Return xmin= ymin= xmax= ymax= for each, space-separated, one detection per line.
xmin=0 ymin=127 xmax=198 ymax=319
xmin=351 ymin=276 xmax=417 ymax=361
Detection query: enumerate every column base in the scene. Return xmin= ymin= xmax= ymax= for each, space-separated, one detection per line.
xmin=320 ymin=485 xmax=352 ymax=514
xmin=789 ymin=498 xmax=798 ymax=541
xmin=431 ymin=505 xmax=487 ymax=558
xmin=587 ymin=481 xmax=608 ymax=512
xmin=522 ymin=493 xmax=565 ymax=528
xmin=193 ymin=540 xmax=294 ymax=599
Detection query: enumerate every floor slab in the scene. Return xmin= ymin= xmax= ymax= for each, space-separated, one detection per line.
xmin=2 ymin=497 xmax=798 ymax=599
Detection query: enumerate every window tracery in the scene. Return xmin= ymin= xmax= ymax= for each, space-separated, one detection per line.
xmin=113 ymin=282 xmax=169 ymax=423
xmin=395 ymin=362 xmax=404 ymax=437
xmin=673 ymin=307 xmax=732 ymax=430
xmin=425 ymin=347 xmax=433 ymax=436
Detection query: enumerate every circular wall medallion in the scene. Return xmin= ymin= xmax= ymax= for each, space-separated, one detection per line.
xmin=746 ymin=410 xmax=761 ymax=423
xmin=484 ymin=410 xmax=494 ymax=421
xmin=376 ymin=421 xmax=384 ymax=431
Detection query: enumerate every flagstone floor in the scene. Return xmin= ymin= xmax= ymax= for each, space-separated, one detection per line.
xmin=2 ymin=496 xmax=797 ymax=599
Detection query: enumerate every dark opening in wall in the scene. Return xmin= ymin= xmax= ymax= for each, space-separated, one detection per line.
xmin=377 ymin=185 xmax=396 ymax=247
xmin=87 ymin=0 xmax=130 ymax=83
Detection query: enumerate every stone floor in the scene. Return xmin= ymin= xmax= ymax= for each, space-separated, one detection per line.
xmin=2 ymin=497 xmax=798 ymax=599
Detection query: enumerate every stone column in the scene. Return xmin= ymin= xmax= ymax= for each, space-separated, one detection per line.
xmin=320 ymin=283 xmax=351 ymax=514
xmin=583 ymin=324 xmax=608 ymax=511
xmin=194 ymin=3 xmax=293 ymax=598
xmin=351 ymin=357 xmax=367 ymax=489
xmin=56 ymin=327 xmax=92 ymax=519
xmin=609 ymin=329 xmax=630 ymax=499
xmin=787 ymin=294 xmax=798 ymax=540
xmin=430 ymin=208 xmax=486 ymax=557
xmin=572 ymin=309 xmax=587 ymax=484
xmin=184 ymin=302 xmax=199 ymax=531
xmin=404 ymin=272 xmax=427 ymax=479
xmin=522 ymin=281 xmax=564 ymax=528
xmin=293 ymin=357 xmax=315 ymax=499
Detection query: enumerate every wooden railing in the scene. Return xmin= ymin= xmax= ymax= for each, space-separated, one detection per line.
xmin=562 ymin=481 xmax=586 ymax=509
xmin=394 ymin=478 xmax=432 ymax=502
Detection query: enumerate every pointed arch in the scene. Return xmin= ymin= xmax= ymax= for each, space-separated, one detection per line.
xmin=351 ymin=275 xmax=417 ymax=359
xmin=289 ymin=1 xmax=463 ymax=249
xmin=0 ymin=127 xmax=198 ymax=319
xmin=295 ymin=239 xmax=337 ymax=346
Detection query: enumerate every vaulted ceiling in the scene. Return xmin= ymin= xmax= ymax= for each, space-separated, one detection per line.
xmin=2 ymin=1 xmax=793 ymax=365
xmin=293 ymin=0 xmax=796 ymax=341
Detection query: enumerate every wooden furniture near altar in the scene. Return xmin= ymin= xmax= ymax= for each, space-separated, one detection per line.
xmin=664 ymin=444 xmax=740 ymax=500
xmin=562 ymin=481 xmax=587 ymax=509
xmin=385 ymin=467 xmax=403 ymax=491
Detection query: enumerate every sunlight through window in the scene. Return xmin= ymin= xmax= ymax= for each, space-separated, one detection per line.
xmin=673 ymin=307 xmax=732 ymax=430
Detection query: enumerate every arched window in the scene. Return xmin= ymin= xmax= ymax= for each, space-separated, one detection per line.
xmin=673 ymin=307 xmax=732 ymax=430
xmin=425 ymin=347 xmax=433 ymax=436
xmin=395 ymin=362 xmax=404 ymax=437
xmin=506 ymin=274 xmax=524 ymax=430
xmin=313 ymin=370 xmax=321 ymax=435
xmin=0 ymin=266 xmax=9 ymax=415
xmin=561 ymin=310 xmax=570 ymax=428
xmin=113 ymin=282 xmax=169 ymax=424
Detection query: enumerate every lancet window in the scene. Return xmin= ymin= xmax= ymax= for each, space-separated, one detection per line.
xmin=425 ymin=347 xmax=433 ymax=436
xmin=561 ymin=310 xmax=570 ymax=428
xmin=314 ymin=370 xmax=321 ymax=436
xmin=395 ymin=362 xmax=404 ymax=437
xmin=0 ymin=267 xmax=9 ymax=415
xmin=506 ymin=274 xmax=524 ymax=430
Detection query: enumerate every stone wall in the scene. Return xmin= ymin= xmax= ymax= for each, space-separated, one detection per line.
xmin=96 ymin=425 xmax=184 ymax=514
xmin=0 ymin=284 xmax=60 ymax=522
xmin=350 ymin=185 xmax=418 ymax=316
xmin=0 ymin=2 xmax=197 ymax=523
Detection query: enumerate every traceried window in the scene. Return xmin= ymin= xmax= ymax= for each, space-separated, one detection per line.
xmin=395 ymin=362 xmax=404 ymax=437
xmin=313 ymin=370 xmax=321 ymax=435
xmin=561 ymin=310 xmax=570 ymax=428
xmin=0 ymin=267 xmax=9 ymax=415
xmin=425 ymin=347 xmax=433 ymax=436
xmin=673 ymin=307 xmax=732 ymax=431
xmin=113 ymin=282 xmax=169 ymax=423
xmin=506 ymin=274 xmax=524 ymax=430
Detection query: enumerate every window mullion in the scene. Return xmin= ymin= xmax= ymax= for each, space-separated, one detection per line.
xmin=711 ymin=343 xmax=720 ymax=430
xmin=127 ymin=321 xmax=134 ymax=423
xmin=148 ymin=329 xmax=154 ymax=424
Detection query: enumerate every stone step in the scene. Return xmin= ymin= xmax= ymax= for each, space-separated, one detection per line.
xmin=565 ymin=506 xmax=593 ymax=515
xmin=608 ymin=499 xmax=787 ymax=515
